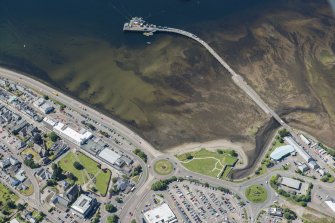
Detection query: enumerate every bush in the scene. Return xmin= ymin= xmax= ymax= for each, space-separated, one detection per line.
xmin=151 ymin=180 xmax=168 ymax=191
xmin=185 ymin=153 xmax=193 ymax=159
xmin=105 ymin=203 xmax=117 ymax=213
xmin=107 ymin=215 xmax=119 ymax=223
xmin=133 ymin=149 xmax=148 ymax=163
xmin=48 ymin=132 xmax=59 ymax=142
xmin=73 ymin=161 xmax=84 ymax=170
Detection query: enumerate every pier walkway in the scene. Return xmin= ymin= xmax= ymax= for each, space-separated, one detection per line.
xmin=123 ymin=17 xmax=290 ymax=130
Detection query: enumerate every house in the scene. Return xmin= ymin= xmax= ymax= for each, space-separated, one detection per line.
xmin=268 ymin=207 xmax=283 ymax=217
xmin=9 ymin=156 xmax=19 ymax=166
xmin=64 ymin=184 xmax=81 ymax=203
xmin=51 ymin=195 xmax=70 ymax=212
xmin=298 ymin=163 xmax=309 ymax=173
xmin=36 ymin=168 xmax=52 ymax=180
xmin=14 ymin=169 xmax=26 ymax=182
xmin=116 ymin=178 xmax=129 ymax=192
xmin=0 ymin=158 xmax=11 ymax=169
xmin=10 ymin=177 xmax=20 ymax=187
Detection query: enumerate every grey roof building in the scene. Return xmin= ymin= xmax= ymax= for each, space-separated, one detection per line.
xmin=281 ymin=177 xmax=302 ymax=190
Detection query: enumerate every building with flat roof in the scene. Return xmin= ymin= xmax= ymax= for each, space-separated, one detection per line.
xmin=308 ymin=160 xmax=319 ymax=170
xmin=299 ymin=134 xmax=311 ymax=145
xmin=270 ymin=145 xmax=295 ymax=161
xmin=298 ymin=163 xmax=309 ymax=173
xmin=325 ymin=200 xmax=335 ymax=213
xmin=144 ymin=203 xmax=178 ymax=223
xmin=98 ymin=148 xmax=121 ymax=165
xmin=71 ymin=194 xmax=97 ymax=218
xmin=281 ymin=177 xmax=302 ymax=190
xmin=284 ymin=136 xmax=312 ymax=162
xmin=54 ymin=122 xmax=92 ymax=146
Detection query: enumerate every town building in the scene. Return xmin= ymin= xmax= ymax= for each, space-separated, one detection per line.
xmin=144 ymin=203 xmax=178 ymax=223
xmin=268 ymin=207 xmax=283 ymax=217
xmin=54 ymin=122 xmax=92 ymax=146
xmin=284 ymin=137 xmax=312 ymax=162
xmin=325 ymin=199 xmax=335 ymax=213
xmin=71 ymin=194 xmax=97 ymax=218
xmin=299 ymin=134 xmax=311 ymax=145
xmin=270 ymin=145 xmax=295 ymax=161
xmin=308 ymin=160 xmax=319 ymax=170
xmin=281 ymin=177 xmax=302 ymax=190
xmin=298 ymin=163 xmax=309 ymax=173
xmin=98 ymin=148 xmax=121 ymax=165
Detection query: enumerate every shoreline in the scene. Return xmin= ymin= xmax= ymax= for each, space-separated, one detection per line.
xmin=165 ymin=139 xmax=252 ymax=169
xmin=0 ymin=66 xmax=280 ymax=179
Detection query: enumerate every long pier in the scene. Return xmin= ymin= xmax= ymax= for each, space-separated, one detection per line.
xmin=123 ymin=17 xmax=290 ymax=130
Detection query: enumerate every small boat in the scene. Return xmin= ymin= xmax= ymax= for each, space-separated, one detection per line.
xmin=147 ymin=42 xmax=151 ymax=45
xmin=143 ymin=32 xmax=153 ymax=36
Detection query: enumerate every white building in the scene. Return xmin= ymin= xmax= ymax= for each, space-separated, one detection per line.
xmin=284 ymin=136 xmax=312 ymax=162
xmin=33 ymin=98 xmax=54 ymax=114
xmin=144 ymin=203 xmax=177 ymax=223
xmin=325 ymin=200 xmax=335 ymax=213
xmin=299 ymin=134 xmax=311 ymax=145
xmin=71 ymin=194 xmax=97 ymax=218
xmin=98 ymin=148 xmax=121 ymax=165
xmin=43 ymin=116 xmax=58 ymax=127
xmin=54 ymin=122 xmax=92 ymax=146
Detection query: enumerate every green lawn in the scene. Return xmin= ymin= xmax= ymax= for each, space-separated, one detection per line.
xmin=245 ymin=185 xmax=267 ymax=203
xmin=59 ymin=152 xmax=88 ymax=185
xmin=183 ymin=158 xmax=221 ymax=178
xmin=154 ymin=160 xmax=174 ymax=175
xmin=0 ymin=183 xmax=19 ymax=204
xmin=177 ymin=148 xmax=238 ymax=179
xmin=76 ymin=152 xmax=100 ymax=175
xmin=95 ymin=170 xmax=111 ymax=196
xmin=59 ymin=152 xmax=111 ymax=196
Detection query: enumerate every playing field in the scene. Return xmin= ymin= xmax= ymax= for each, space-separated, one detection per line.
xmin=154 ymin=159 xmax=174 ymax=175
xmin=245 ymin=185 xmax=267 ymax=203
xmin=177 ymin=148 xmax=238 ymax=179
xmin=59 ymin=152 xmax=111 ymax=195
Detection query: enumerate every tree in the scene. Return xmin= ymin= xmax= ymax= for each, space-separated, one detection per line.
xmin=46 ymin=179 xmax=57 ymax=186
xmin=43 ymin=95 xmax=49 ymax=100
xmin=112 ymin=177 xmax=118 ymax=184
xmin=33 ymin=133 xmax=43 ymax=145
xmin=185 ymin=153 xmax=193 ymax=160
xmin=67 ymin=173 xmax=78 ymax=182
xmin=5 ymin=200 xmax=16 ymax=209
xmin=17 ymin=203 xmax=25 ymax=211
xmin=228 ymin=150 xmax=238 ymax=157
xmin=131 ymin=220 xmax=136 ymax=223
xmin=51 ymin=164 xmax=63 ymax=181
xmin=107 ymin=214 xmax=119 ymax=223
xmin=48 ymin=132 xmax=59 ymax=142
xmin=73 ymin=161 xmax=84 ymax=170
xmin=105 ymin=203 xmax=117 ymax=213
xmin=24 ymin=159 xmax=39 ymax=169
xmin=278 ymin=129 xmax=290 ymax=138
xmin=115 ymin=197 xmax=123 ymax=203
xmin=151 ymin=180 xmax=167 ymax=191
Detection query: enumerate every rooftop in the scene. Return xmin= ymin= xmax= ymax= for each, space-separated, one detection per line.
xmin=71 ymin=194 xmax=95 ymax=215
xmin=281 ymin=177 xmax=302 ymax=190
xmin=144 ymin=203 xmax=177 ymax=223
xmin=270 ymin=145 xmax=295 ymax=160
xmin=98 ymin=148 xmax=121 ymax=165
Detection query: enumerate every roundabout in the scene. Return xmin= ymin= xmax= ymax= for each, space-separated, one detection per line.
xmin=245 ymin=184 xmax=267 ymax=203
xmin=153 ymin=159 xmax=174 ymax=175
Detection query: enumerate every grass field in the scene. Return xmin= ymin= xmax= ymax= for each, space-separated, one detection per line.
xmin=177 ymin=148 xmax=238 ymax=179
xmin=245 ymin=185 xmax=267 ymax=203
xmin=59 ymin=152 xmax=111 ymax=195
xmin=0 ymin=183 xmax=19 ymax=204
xmin=154 ymin=159 xmax=174 ymax=175
xmin=21 ymin=147 xmax=41 ymax=162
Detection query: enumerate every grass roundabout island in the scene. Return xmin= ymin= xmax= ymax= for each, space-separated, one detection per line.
xmin=245 ymin=184 xmax=267 ymax=203
xmin=154 ymin=159 xmax=174 ymax=175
